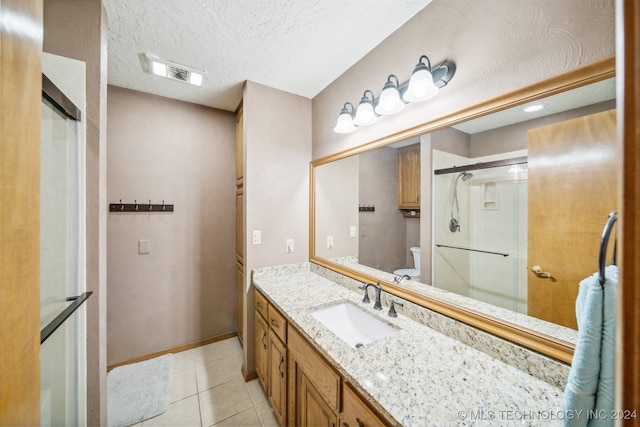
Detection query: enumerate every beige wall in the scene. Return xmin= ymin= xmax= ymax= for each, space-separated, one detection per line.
xmin=315 ymin=156 xmax=359 ymax=259
xmin=43 ymin=1 xmax=108 ymax=424
xmin=311 ymin=0 xmax=615 ymax=160
xmin=242 ymin=81 xmax=312 ymax=374
xmin=106 ymin=86 xmax=236 ymax=364
xmin=358 ymin=147 xmax=406 ymax=272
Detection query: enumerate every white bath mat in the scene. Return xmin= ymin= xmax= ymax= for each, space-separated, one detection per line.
xmin=107 ymin=354 xmax=173 ymax=427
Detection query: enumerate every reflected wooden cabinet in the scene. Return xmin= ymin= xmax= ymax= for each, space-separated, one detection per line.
xmin=397 ymin=144 xmax=420 ymax=210
xmin=341 ymin=383 xmax=388 ymax=427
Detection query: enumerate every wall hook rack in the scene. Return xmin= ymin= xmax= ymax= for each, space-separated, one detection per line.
xmin=109 ymin=199 xmax=174 ymax=213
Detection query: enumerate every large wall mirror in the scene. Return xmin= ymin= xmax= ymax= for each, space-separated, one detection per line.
xmin=310 ymin=57 xmax=616 ymax=363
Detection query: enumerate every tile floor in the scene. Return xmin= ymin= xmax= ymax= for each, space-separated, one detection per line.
xmin=134 ymin=337 xmax=279 ymax=427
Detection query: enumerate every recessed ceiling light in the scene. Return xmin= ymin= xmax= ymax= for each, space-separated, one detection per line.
xmin=524 ymin=104 xmax=544 ymax=113
xmin=139 ymin=53 xmax=205 ymax=87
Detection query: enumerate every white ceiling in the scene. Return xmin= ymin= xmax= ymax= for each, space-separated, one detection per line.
xmin=102 ymin=0 xmax=432 ymax=112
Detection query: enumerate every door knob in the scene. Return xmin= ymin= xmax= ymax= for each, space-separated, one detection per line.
xmin=531 ymin=265 xmax=553 ymax=279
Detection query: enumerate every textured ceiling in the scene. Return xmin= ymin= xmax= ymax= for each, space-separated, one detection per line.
xmin=102 ymin=0 xmax=432 ymax=111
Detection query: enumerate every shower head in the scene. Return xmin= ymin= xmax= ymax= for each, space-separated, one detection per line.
xmin=460 ymin=171 xmax=473 ymax=181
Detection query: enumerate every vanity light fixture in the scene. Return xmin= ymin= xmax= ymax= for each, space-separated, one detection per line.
xmin=333 ymin=102 xmax=357 ymax=133
xmin=333 ymin=54 xmax=455 ymax=133
xmin=139 ymin=53 xmax=205 ymax=87
xmin=353 ymin=90 xmax=378 ymax=126
xmin=375 ymin=75 xmax=405 ymax=116
xmin=403 ymin=55 xmax=439 ymax=102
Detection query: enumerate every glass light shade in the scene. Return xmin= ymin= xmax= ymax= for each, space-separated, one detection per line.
xmin=333 ymin=111 xmax=356 ymax=133
xmin=353 ymin=101 xmax=378 ymax=126
xmin=403 ymin=68 xmax=439 ymax=102
xmin=375 ymin=85 xmax=405 ymax=115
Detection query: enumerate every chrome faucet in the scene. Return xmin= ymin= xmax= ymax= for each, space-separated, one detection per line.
xmin=368 ymin=281 xmax=383 ymax=310
xmin=393 ymin=274 xmax=411 ymax=284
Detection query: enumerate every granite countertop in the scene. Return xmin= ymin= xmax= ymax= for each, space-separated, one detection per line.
xmin=253 ymin=265 xmax=565 ymax=427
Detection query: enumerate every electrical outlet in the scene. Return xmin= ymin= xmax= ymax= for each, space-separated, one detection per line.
xmin=252 ymin=230 xmax=262 ymax=245
xmin=286 ymin=238 xmax=294 ymax=253
xmin=350 ymin=226 xmax=356 ymax=237
xmin=327 ymin=235 xmax=333 ymax=249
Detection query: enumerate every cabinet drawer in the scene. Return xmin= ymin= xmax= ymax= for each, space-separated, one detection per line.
xmin=288 ymin=326 xmax=340 ymax=412
xmin=255 ymin=290 xmax=268 ymax=320
xmin=268 ymin=304 xmax=287 ymax=344
xmin=342 ymin=382 xmax=391 ymax=427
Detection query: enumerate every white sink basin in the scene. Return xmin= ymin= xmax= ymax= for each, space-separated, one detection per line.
xmin=310 ymin=301 xmax=397 ymax=348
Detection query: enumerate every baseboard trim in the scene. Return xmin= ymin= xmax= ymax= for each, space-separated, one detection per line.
xmin=242 ymin=365 xmax=258 ymax=382
xmin=107 ymin=331 xmax=238 ymax=372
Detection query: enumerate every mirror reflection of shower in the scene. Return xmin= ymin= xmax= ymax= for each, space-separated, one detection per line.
xmin=449 ymin=171 xmax=473 ymax=232
xmin=434 ymin=158 xmax=528 ymax=313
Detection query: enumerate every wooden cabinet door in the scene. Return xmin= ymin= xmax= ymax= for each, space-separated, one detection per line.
xmin=341 ymin=383 xmax=388 ymax=427
xmin=297 ymin=369 xmax=338 ymax=427
xmin=268 ymin=333 xmax=287 ymax=425
xmin=398 ymin=144 xmax=420 ymax=209
xmin=235 ymin=105 xmax=243 ymax=186
xmin=254 ymin=312 xmax=268 ymax=392
xmin=236 ymin=188 xmax=244 ymax=263
xmin=235 ymin=262 xmax=244 ymax=345
xmin=527 ymin=109 xmax=617 ymax=329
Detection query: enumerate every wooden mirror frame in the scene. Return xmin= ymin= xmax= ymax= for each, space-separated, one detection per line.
xmin=309 ymin=56 xmax=615 ymax=364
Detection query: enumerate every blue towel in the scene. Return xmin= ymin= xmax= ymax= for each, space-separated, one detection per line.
xmin=559 ymin=265 xmax=617 ymax=427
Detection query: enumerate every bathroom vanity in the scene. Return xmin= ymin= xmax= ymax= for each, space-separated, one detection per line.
xmin=252 ymin=263 xmax=565 ymax=426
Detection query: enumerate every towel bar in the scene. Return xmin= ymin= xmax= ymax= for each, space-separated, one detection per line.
xmin=598 ymin=211 xmax=618 ymax=286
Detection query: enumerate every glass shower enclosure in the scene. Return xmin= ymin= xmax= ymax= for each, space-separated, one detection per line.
xmin=40 ymin=75 xmax=88 ymax=427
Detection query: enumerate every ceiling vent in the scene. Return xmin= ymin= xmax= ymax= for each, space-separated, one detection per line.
xmin=139 ymin=53 xmax=204 ymax=87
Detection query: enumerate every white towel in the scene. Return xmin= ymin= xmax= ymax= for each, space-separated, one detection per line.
xmin=559 ymin=265 xmax=617 ymax=427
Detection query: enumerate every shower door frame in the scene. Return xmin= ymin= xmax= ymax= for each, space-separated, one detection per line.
xmin=40 ymin=72 xmax=87 ymax=427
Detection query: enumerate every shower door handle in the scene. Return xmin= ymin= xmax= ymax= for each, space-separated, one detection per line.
xmin=531 ymin=266 xmax=553 ymax=279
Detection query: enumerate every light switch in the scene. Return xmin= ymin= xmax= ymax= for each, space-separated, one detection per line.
xmin=252 ymin=230 xmax=262 ymax=245
xmin=350 ymin=226 xmax=356 ymax=237
xmin=327 ymin=236 xmax=333 ymax=249
xmin=138 ymin=239 xmax=150 ymax=254
xmin=286 ymin=238 xmax=294 ymax=253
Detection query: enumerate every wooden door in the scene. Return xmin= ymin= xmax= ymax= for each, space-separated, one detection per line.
xmin=254 ymin=312 xmax=268 ymax=392
xmin=268 ymin=333 xmax=287 ymax=425
xmin=527 ymin=109 xmax=617 ymax=329
xmin=0 ymin=1 xmax=43 ymax=425
xmin=296 ymin=370 xmax=338 ymax=427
